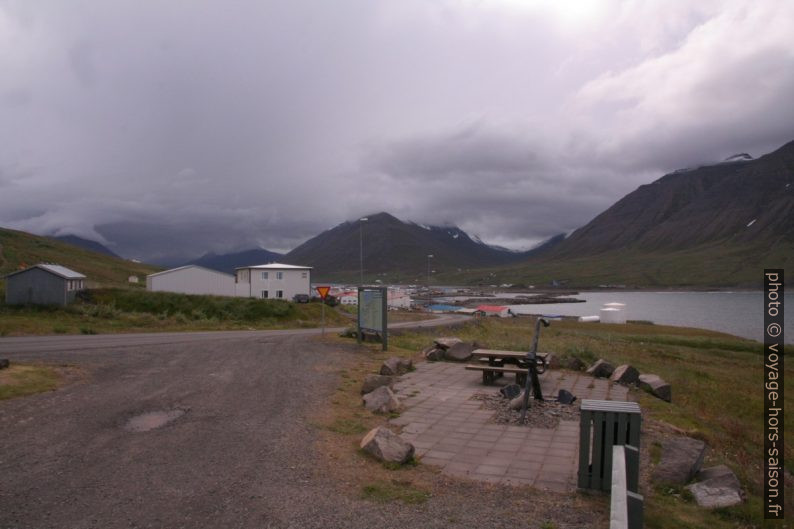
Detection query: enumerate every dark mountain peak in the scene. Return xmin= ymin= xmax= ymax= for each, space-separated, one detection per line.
xmin=52 ymin=234 xmax=119 ymax=258
xmin=187 ymin=247 xmax=284 ymax=274
xmin=283 ymin=211 xmax=531 ymax=280
xmin=554 ymin=139 xmax=794 ymax=256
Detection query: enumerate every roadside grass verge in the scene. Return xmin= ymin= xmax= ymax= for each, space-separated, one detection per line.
xmin=0 ymin=288 xmax=350 ymax=336
xmin=360 ymin=480 xmax=430 ymax=504
xmin=0 ymin=364 xmax=61 ymax=400
xmin=389 ymin=317 xmax=793 ymax=529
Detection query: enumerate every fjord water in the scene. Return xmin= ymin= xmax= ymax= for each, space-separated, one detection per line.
xmin=508 ymin=291 xmax=793 ymax=343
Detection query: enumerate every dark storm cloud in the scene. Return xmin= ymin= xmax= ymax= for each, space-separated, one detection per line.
xmin=1 ymin=0 xmax=793 ymax=261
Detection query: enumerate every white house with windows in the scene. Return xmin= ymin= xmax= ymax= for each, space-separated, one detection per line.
xmin=234 ymin=263 xmax=312 ymax=300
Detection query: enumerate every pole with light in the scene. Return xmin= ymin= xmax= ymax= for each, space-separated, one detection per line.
xmin=427 ymin=254 xmax=434 ymax=309
xmin=359 ymin=217 xmax=368 ymax=286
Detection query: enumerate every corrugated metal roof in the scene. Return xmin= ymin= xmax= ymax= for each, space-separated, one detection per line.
xmin=5 ymin=263 xmax=86 ymax=280
xmin=476 ymin=305 xmax=508 ymax=312
xmin=235 ymin=262 xmax=312 ymax=270
xmin=146 ymin=265 xmax=234 ymax=278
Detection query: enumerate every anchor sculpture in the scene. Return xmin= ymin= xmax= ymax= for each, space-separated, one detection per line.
xmin=519 ymin=317 xmax=550 ymax=422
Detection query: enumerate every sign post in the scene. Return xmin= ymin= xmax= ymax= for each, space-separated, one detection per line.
xmin=357 ymin=286 xmax=388 ymax=351
xmin=316 ymin=286 xmax=330 ymax=337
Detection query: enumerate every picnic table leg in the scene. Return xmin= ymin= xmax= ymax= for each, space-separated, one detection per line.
xmin=516 ymin=373 xmax=526 ymax=386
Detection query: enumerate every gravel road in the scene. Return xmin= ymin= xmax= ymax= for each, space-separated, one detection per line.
xmin=0 ymin=323 xmax=600 ymax=529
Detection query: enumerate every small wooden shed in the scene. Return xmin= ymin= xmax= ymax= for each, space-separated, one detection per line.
xmin=4 ymin=264 xmax=86 ymax=306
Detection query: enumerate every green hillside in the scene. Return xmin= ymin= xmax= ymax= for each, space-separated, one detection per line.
xmin=437 ymin=241 xmax=794 ymax=288
xmin=0 ymin=227 xmax=160 ymax=288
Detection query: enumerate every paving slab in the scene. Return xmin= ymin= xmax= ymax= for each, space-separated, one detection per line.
xmin=391 ymin=361 xmax=631 ymax=490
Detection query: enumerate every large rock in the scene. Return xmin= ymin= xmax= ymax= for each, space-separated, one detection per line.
xmin=422 ymin=345 xmax=443 ymax=361
xmin=380 ymin=357 xmax=412 ymax=376
xmin=363 ymin=386 xmax=401 ymax=414
xmin=360 ymin=374 xmax=395 ymax=395
xmin=360 ymin=426 xmax=415 ymax=464
xmin=558 ymin=389 xmax=577 ymax=405
xmin=652 ymin=437 xmax=707 ymax=485
xmin=509 ymin=392 xmax=527 ymax=410
xmin=424 ymin=347 xmax=444 ymax=361
xmin=565 ymin=357 xmax=586 ymax=371
xmin=586 ymin=359 xmax=615 ymax=378
xmin=434 ymin=337 xmax=462 ymax=350
xmin=500 ymin=384 xmax=522 ymax=399
xmin=445 ymin=342 xmax=474 ymax=362
xmin=610 ymin=364 xmax=640 ymax=385
xmin=687 ymin=466 xmax=743 ymax=508
xmin=638 ymin=373 xmax=672 ymax=402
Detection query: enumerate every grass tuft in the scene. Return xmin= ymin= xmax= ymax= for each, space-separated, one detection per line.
xmin=360 ymin=480 xmax=429 ymax=504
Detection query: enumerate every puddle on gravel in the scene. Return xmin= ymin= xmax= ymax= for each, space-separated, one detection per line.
xmin=125 ymin=409 xmax=186 ymax=432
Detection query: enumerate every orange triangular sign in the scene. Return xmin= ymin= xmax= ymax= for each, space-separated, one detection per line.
xmin=316 ymin=286 xmax=330 ymax=300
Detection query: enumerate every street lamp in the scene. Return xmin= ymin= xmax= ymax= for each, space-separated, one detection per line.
xmin=427 ymin=254 xmax=434 ymax=309
xmin=359 ymin=217 xmax=368 ymax=286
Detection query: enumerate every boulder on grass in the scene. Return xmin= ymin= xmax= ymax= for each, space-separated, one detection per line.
xmin=687 ymin=465 xmax=743 ymax=509
xmin=638 ymin=373 xmax=672 ymax=402
xmin=565 ymin=357 xmax=586 ymax=371
xmin=363 ymin=386 xmax=401 ymax=414
xmin=610 ymin=364 xmax=640 ymax=385
xmin=651 ymin=436 xmax=707 ymax=485
xmin=338 ymin=327 xmax=357 ymax=338
xmin=434 ymin=337 xmax=462 ymax=350
xmin=360 ymin=374 xmax=395 ymax=395
xmin=380 ymin=357 xmax=412 ymax=376
xmin=586 ymin=359 xmax=615 ymax=378
xmin=422 ymin=345 xmax=444 ymax=361
xmin=445 ymin=342 xmax=474 ymax=362
xmin=360 ymin=426 xmax=415 ymax=464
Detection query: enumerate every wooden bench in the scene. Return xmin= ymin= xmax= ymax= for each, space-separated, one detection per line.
xmin=466 ymin=350 xmax=552 ymax=386
xmin=465 ymin=364 xmax=531 ymax=385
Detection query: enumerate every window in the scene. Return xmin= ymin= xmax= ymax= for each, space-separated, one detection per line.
xmin=276 ymin=290 xmax=283 ymax=299
xmin=301 ymin=272 xmax=307 ymax=278
xmin=261 ymin=290 xmax=269 ymax=299
xmin=261 ymin=271 xmax=268 ymax=280
xmin=276 ymin=271 xmax=283 ymax=280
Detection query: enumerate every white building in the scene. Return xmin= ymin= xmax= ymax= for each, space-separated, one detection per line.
xmin=234 ymin=263 xmax=312 ymax=300
xmin=146 ymin=265 xmax=235 ymax=296
xmin=387 ymin=289 xmax=412 ymax=309
xmin=338 ymin=291 xmax=358 ymax=305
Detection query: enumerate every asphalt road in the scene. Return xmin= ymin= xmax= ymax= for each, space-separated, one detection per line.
xmin=0 ymin=314 xmax=469 ymax=354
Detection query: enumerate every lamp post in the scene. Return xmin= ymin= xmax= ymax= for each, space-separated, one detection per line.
xmin=359 ymin=217 xmax=368 ymax=286
xmin=427 ymin=254 xmax=434 ymax=309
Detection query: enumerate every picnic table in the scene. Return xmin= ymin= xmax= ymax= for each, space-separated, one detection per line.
xmin=465 ymin=348 xmax=550 ymax=385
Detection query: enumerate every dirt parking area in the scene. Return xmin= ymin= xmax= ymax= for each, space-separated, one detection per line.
xmin=0 ymin=332 xmax=608 ymax=528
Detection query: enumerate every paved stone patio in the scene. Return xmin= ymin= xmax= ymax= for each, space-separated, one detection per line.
xmin=390 ymin=362 xmax=629 ymax=491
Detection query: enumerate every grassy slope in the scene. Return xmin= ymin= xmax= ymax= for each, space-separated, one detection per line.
xmin=0 ymin=226 xmax=159 ymax=288
xmin=438 ymin=242 xmax=794 ymax=288
xmin=387 ymin=319 xmax=792 ymax=529
xmin=0 ymin=288 xmax=350 ymax=336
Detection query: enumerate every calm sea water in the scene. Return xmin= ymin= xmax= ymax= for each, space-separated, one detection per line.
xmin=503 ymin=291 xmax=793 ymax=343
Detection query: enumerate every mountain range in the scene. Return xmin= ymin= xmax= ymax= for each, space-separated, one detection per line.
xmin=7 ymin=140 xmax=792 ymax=287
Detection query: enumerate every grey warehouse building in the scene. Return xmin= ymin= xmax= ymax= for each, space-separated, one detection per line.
xmin=4 ymin=264 xmax=86 ymax=306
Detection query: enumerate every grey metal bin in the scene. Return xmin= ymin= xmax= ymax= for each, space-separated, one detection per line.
xmin=578 ymin=399 xmax=641 ymax=491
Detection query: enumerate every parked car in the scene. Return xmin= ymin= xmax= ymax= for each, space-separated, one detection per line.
xmin=293 ymin=294 xmax=310 ymax=303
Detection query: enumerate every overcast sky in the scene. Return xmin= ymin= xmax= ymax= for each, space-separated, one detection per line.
xmin=1 ymin=0 xmax=793 ymax=262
